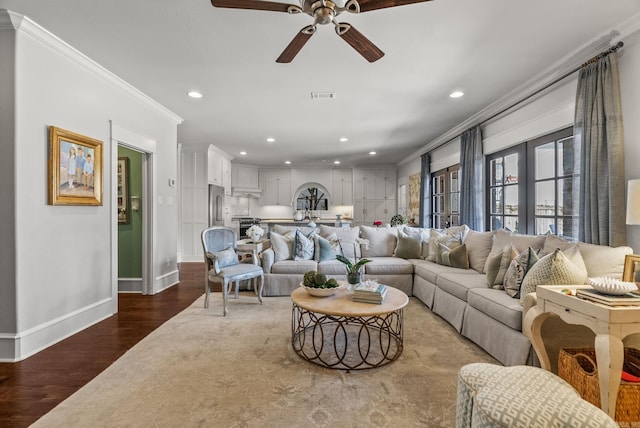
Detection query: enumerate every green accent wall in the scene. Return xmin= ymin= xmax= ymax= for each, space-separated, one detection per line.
xmin=118 ymin=147 xmax=143 ymax=278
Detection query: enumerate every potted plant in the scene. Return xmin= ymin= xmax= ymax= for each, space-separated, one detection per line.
xmin=336 ymin=254 xmax=372 ymax=286
xmin=390 ymin=213 xmax=407 ymax=227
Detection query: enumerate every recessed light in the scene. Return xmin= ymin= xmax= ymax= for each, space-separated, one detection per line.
xmin=369 ymin=151 xmax=377 ymax=155
xmin=240 ymin=151 xmax=247 ymax=155
xmin=285 ymin=160 xmax=291 ymax=164
xmin=266 ymin=137 xmax=275 ymax=143
xmin=334 ymin=160 xmax=341 ymax=165
xmin=187 ymin=91 xmax=203 ymax=99
xmin=449 ymin=91 xmax=464 ymax=98
xmin=339 ymin=137 xmax=348 ymax=142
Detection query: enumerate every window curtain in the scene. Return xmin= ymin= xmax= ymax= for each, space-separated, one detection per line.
xmin=459 ymin=126 xmax=484 ymax=231
xmin=419 ymin=153 xmax=431 ymax=228
xmin=573 ymin=51 xmax=626 ymax=246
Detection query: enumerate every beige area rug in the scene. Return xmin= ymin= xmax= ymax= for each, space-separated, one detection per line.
xmin=33 ymin=293 xmax=497 ymax=428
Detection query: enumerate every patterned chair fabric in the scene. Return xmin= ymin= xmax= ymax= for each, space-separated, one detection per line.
xmin=456 ymin=363 xmax=617 ymax=428
xmin=201 ymin=227 xmax=264 ymax=316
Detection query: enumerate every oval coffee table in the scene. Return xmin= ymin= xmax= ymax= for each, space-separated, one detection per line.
xmin=291 ymin=286 xmax=409 ymax=371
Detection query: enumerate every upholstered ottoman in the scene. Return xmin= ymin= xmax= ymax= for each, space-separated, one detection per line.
xmin=456 ymin=363 xmax=617 ymax=428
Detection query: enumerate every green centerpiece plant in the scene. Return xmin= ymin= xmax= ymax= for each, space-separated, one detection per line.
xmin=336 ymin=254 xmax=372 ymax=285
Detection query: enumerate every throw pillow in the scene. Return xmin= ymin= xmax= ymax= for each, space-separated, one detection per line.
xmin=519 ymin=246 xmax=588 ymax=304
xmin=360 ymin=225 xmax=398 ymax=257
xmin=394 ymin=229 xmax=422 ymax=259
xmin=318 ymin=225 xmax=361 ymax=259
xmin=270 ymin=231 xmax=295 ymax=262
xmin=484 ymin=229 xmax=546 ymax=273
xmin=428 ymin=226 xmax=469 ymax=262
xmin=293 ymin=229 xmax=316 ymax=261
xmin=402 ymin=226 xmax=431 ymax=259
xmin=485 ymin=245 xmax=517 ymax=289
xmin=438 ymin=243 xmax=469 ymax=269
xmin=463 ymin=229 xmax=496 ymax=273
xmin=503 ymin=247 xmax=539 ymax=298
xmin=314 ymin=233 xmax=340 ymax=262
xmin=206 ymin=247 xmax=238 ymax=269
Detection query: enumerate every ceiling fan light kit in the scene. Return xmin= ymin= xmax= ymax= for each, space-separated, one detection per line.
xmin=211 ymin=0 xmax=432 ymax=62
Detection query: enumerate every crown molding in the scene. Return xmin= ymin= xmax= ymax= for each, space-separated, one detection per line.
xmin=0 ymin=9 xmax=183 ymax=125
xmin=397 ymin=11 xmax=640 ymax=167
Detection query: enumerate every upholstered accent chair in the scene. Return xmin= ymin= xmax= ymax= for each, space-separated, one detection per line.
xmin=201 ymin=227 xmax=264 ymax=316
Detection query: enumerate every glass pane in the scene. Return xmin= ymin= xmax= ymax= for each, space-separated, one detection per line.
xmin=504 ymin=216 xmax=519 ymax=232
xmin=450 ymin=215 xmax=459 ymax=227
xmin=559 ymin=217 xmax=578 ymax=240
xmin=558 ymin=137 xmax=574 ymax=177
xmin=491 ymin=216 xmax=503 ymax=230
xmin=558 ymin=179 xmax=573 ymax=216
xmin=504 ymin=185 xmax=518 ymax=215
xmin=438 ymin=175 xmax=445 ymax=193
xmin=504 ymin=153 xmax=518 ymax=184
xmin=437 ymin=195 xmax=445 ymax=213
xmin=535 ymin=181 xmax=555 ymax=216
xmin=536 ymin=217 xmax=555 ymax=235
xmin=491 ymin=188 xmax=503 ymax=214
xmin=490 ymin=158 xmax=503 ymax=186
xmin=451 ymin=193 xmax=459 ymax=213
xmin=450 ymin=170 xmax=459 ymax=192
xmin=433 ymin=215 xmax=442 ymax=229
xmin=432 ymin=176 xmax=439 ymax=193
xmin=535 ymin=142 xmax=555 ymax=180
xmin=432 ymin=196 xmax=439 ymax=213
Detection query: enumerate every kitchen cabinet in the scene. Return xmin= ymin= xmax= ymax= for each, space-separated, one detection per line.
xmin=332 ymin=168 xmax=353 ymax=205
xmin=352 ymin=167 xmax=397 ymax=226
xmin=208 ymin=145 xmax=233 ymax=195
xmin=232 ymin=164 xmax=260 ymax=190
xmin=259 ymin=168 xmax=291 ymax=206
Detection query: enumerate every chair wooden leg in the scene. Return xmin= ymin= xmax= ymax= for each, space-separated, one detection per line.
xmin=222 ymin=280 xmax=229 ymax=316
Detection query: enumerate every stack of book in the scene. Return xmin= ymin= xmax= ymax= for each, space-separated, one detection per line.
xmin=352 ymin=280 xmax=388 ymax=304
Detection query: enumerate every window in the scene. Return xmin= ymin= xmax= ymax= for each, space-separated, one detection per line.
xmin=485 ymin=127 xmax=576 ymax=238
xmin=431 ymin=165 xmax=460 ymax=229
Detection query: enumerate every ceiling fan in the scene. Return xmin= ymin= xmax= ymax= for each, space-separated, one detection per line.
xmin=210 ymin=0 xmax=433 ymax=63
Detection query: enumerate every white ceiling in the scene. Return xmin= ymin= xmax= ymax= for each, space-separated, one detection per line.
xmin=3 ymin=0 xmax=640 ymax=166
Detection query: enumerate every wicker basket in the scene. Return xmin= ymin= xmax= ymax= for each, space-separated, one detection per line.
xmin=558 ymin=347 xmax=640 ymax=422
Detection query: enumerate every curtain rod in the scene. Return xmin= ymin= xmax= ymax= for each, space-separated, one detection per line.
xmin=422 ymin=41 xmax=625 ymax=157
xmin=477 ymin=41 xmax=624 ymax=128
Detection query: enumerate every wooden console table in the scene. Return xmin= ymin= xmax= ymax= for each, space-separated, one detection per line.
xmin=523 ymin=285 xmax=640 ymax=418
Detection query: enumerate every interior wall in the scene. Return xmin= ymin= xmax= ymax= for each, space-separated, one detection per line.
xmin=2 ymin=11 xmax=181 ymax=361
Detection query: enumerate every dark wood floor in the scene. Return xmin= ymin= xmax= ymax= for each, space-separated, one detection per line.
xmin=0 ymin=263 xmax=208 ymax=428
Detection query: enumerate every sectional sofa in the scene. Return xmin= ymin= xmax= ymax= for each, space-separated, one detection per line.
xmin=259 ymin=224 xmax=633 ymax=366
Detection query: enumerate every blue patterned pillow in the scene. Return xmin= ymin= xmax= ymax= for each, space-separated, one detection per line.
xmin=207 ymin=247 xmax=238 ymax=269
xmin=294 ymin=229 xmax=316 ymax=261
xmin=314 ymin=234 xmax=340 ymax=262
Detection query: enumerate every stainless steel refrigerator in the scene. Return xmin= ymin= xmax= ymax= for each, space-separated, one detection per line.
xmin=208 ymin=184 xmax=225 ymax=227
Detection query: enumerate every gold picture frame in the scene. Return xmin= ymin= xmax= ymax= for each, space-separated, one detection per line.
xmin=117 ymin=157 xmax=130 ymax=224
xmin=48 ymin=126 xmax=103 ymax=206
xmin=623 ymin=254 xmax=640 ymax=282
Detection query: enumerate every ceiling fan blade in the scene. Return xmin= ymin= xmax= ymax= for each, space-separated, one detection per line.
xmin=211 ymin=0 xmax=298 ymax=13
xmin=335 ymin=23 xmax=384 ymax=62
xmin=354 ymin=0 xmax=432 ymax=13
xmin=276 ymin=26 xmax=315 ymax=63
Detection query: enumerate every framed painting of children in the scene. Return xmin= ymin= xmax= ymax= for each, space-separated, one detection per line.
xmin=48 ymin=126 xmax=103 ymax=206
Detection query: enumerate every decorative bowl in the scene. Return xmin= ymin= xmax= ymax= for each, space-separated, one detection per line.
xmin=586 ymin=277 xmax=638 ymax=295
xmin=300 ymin=282 xmax=340 ymax=297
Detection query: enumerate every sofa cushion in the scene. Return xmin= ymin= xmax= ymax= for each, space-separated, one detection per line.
xmin=394 ymin=229 xmax=422 ymax=259
xmin=484 ymin=229 xmax=546 ymax=273
xmin=463 ymin=230 xmax=496 ymax=273
xmin=271 ymin=260 xmax=318 ymax=275
xmin=402 ymin=226 xmax=432 ymax=259
xmin=364 ymin=257 xmax=414 ymax=275
xmin=467 ymin=288 xmax=524 ymax=330
xmin=519 ymin=246 xmax=588 ymax=303
xmin=541 ymin=234 xmax=633 ymax=278
xmin=317 ymin=259 xmax=348 ymax=275
xmin=360 ymin=225 xmax=398 ymax=257
xmin=436 ymin=271 xmax=489 ymax=302
xmin=412 ymin=260 xmax=468 ymax=284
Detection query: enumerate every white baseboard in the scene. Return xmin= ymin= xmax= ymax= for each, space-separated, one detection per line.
xmin=0 ymin=297 xmax=115 ymax=362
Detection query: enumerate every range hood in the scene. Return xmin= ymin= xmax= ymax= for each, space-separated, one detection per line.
xmin=232 ymin=186 xmax=262 ymax=198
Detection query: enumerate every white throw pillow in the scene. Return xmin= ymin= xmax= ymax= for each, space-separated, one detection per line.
xmin=270 ymin=231 xmax=295 ymax=262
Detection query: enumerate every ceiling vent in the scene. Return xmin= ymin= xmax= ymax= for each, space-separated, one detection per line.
xmin=311 ymin=92 xmax=336 ymax=100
